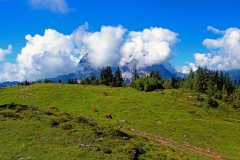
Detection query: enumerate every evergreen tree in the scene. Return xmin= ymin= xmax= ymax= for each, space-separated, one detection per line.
xmin=84 ymin=77 xmax=90 ymax=84
xmin=113 ymin=67 xmax=123 ymax=87
xmin=100 ymin=66 xmax=113 ymax=86
xmin=154 ymin=71 xmax=162 ymax=81
xmin=225 ymin=74 xmax=234 ymax=95
xmin=185 ymin=68 xmax=194 ymax=90
xmin=133 ymin=69 xmax=139 ymax=80
xmin=149 ymin=71 xmax=154 ymax=78
xmin=24 ymin=80 xmax=30 ymax=85
xmin=68 ymin=78 xmax=72 ymax=84
xmin=90 ymin=75 xmax=96 ymax=83
xmin=194 ymin=66 xmax=207 ymax=92
xmin=222 ymin=84 xmax=229 ymax=102
xmin=74 ymin=77 xmax=78 ymax=84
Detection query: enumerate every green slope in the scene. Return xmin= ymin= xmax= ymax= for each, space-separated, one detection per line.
xmin=0 ymin=83 xmax=239 ymax=159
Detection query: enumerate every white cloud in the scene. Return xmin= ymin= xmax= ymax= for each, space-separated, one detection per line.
xmin=120 ymin=27 xmax=178 ymax=68
xmin=0 ymin=45 xmax=12 ymax=62
xmin=181 ymin=62 xmax=197 ymax=74
xmin=182 ymin=27 xmax=240 ymax=73
xmin=72 ymin=23 xmax=127 ymax=69
xmin=0 ymin=62 xmax=24 ymax=82
xmin=1 ymin=23 xmax=179 ymax=81
xmin=29 ymin=0 xmax=71 ymax=14
xmin=16 ymin=29 xmax=79 ymax=80
xmin=207 ymin=26 xmax=224 ymax=34
xmin=122 ymin=72 xmax=132 ymax=79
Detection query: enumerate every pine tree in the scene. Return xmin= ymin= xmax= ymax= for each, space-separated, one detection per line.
xmin=133 ymin=69 xmax=139 ymax=80
xmin=100 ymin=66 xmax=113 ymax=86
xmin=194 ymin=66 xmax=207 ymax=92
xmin=113 ymin=67 xmax=123 ymax=87
xmin=90 ymin=75 xmax=96 ymax=83
xmin=185 ymin=68 xmax=194 ymax=90
xmin=84 ymin=77 xmax=90 ymax=84
xmin=225 ymin=74 xmax=234 ymax=95
xmin=218 ymin=71 xmax=224 ymax=90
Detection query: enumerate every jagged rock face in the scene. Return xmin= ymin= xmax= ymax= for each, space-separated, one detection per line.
xmin=75 ymin=53 xmax=101 ymax=79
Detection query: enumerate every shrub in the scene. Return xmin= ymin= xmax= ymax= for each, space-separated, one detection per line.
xmin=0 ymin=110 xmax=20 ymax=118
xmin=61 ymin=123 xmax=73 ymax=130
xmin=50 ymin=118 xmax=60 ymax=127
xmin=208 ymin=98 xmax=218 ymax=108
xmin=75 ymin=116 xmax=88 ymax=123
xmin=75 ymin=116 xmax=97 ymax=126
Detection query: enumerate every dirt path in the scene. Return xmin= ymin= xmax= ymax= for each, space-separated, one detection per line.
xmin=130 ymin=129 xmax=224 ymax=160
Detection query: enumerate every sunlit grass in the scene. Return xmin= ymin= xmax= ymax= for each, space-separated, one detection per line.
xmin=0 ymin=83 xmax=239 ymax=159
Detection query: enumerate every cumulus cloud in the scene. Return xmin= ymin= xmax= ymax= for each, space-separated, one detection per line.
xmin=29 ymin=0 xmax=71 ymax=14
xmin=120 ymin=27 xmax=178 ymax=68
xmin=182 ymin=27 xmax=240 ymax=73
xmin=1 ymin=23 xmax=179 ymax=81
xmin=16 ymin=29 xmax=79 ymax=80
xmin=72 ymin=23 xmax=127 ymax=69
xmin=0 ymin=45 xmax=12 ymax=62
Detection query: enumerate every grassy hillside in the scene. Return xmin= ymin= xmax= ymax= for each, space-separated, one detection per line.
xmin=0 ymin=83 xmax=240 ymax=159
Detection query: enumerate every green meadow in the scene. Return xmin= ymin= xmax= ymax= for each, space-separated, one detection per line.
xmin=0 ymin=83 xmax=240 ymax=159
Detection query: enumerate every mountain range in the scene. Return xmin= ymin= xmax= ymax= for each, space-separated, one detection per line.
xmin=2 ymin=53 xmax=240 ymax=87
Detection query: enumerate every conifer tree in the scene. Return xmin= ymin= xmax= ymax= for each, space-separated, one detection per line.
xmin=194 ymin=66 xmax=207 ymax=92
xmin=113 ymin=67 xmax=123 ymax=87
xmin=100 ymin=66 xmax=113 ymax=86
xmin=225 ymin=74 xmax=234 ymax=95
xmin=133 ymin=69 xmax=139 ymax=80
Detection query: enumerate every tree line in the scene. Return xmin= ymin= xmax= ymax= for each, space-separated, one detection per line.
xmin=17 ymin=65 xmax=240 ymax=109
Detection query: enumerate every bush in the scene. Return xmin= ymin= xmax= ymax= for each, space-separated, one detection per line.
xmin=50 ymin=118 xmax=60 ymax=127
xmin=75 ymin=116 xmax=88 ymax=123
xmin=0 ymin=110 xmax=20 ymax=118
xmin=61 ymin=123 xmax=73 ymax=130
xmin=208 ymin=98 xmax=218 ymax=108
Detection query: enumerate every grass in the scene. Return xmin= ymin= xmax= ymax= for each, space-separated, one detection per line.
xmin=0 ymin=83 xmax=240 ymax=159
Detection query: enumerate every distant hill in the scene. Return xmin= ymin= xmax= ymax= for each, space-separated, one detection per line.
xmin=0 ymin=81 xmax=19 ymax=88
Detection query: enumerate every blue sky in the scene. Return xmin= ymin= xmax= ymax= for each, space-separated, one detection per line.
xmin=1 ymin=0 xmax=240 ymax=81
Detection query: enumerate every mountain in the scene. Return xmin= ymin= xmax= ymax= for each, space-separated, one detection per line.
xmin=0 ymin=81 xmax=19 ymax=88
xmin=48 ymin=53 xmax=186 ymax=84
xmin=226 ymin=70 xmax=240 ymax=83
xmin=75 ymin=53 xmax=101 ymax=80
xmin=74 ymin=53 xmax=186 ymax=83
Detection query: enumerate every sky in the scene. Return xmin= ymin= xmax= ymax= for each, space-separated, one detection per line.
xmin=1 ymin=0 xmax=240 ymax=81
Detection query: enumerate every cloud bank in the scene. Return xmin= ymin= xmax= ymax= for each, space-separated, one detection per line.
xmin=182 ymin=26 xmax=240 ymax=73
xmin=29 ymin=0 xmax=71 ymax=14
xmin=0 ymin=23 xmax=179 ymax=81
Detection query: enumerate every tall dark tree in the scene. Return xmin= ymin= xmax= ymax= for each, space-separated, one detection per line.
xmin=84 ymin=77 xmax=90 ymax=84
xmin=68 ymin=78 xmax=73 ymax=84
xmin=133 ymin=69 xmax=139 ymax=80
xmin=100 ymin=66 xmax=113 ymax=86
xmin=194 ymin=66 xmax=207 ymax=92
xmin=149 ymin=71 xmax=154 ymax=78
xmin=225 ymin=74 xmax=234 ymax=95
xmin=185 ymin=68 xmax=194 ymax=90
xmin=90 ymin=75 xmax=96 ymax=83
xmin=113 ymin=67 xmax=123 ymax=87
